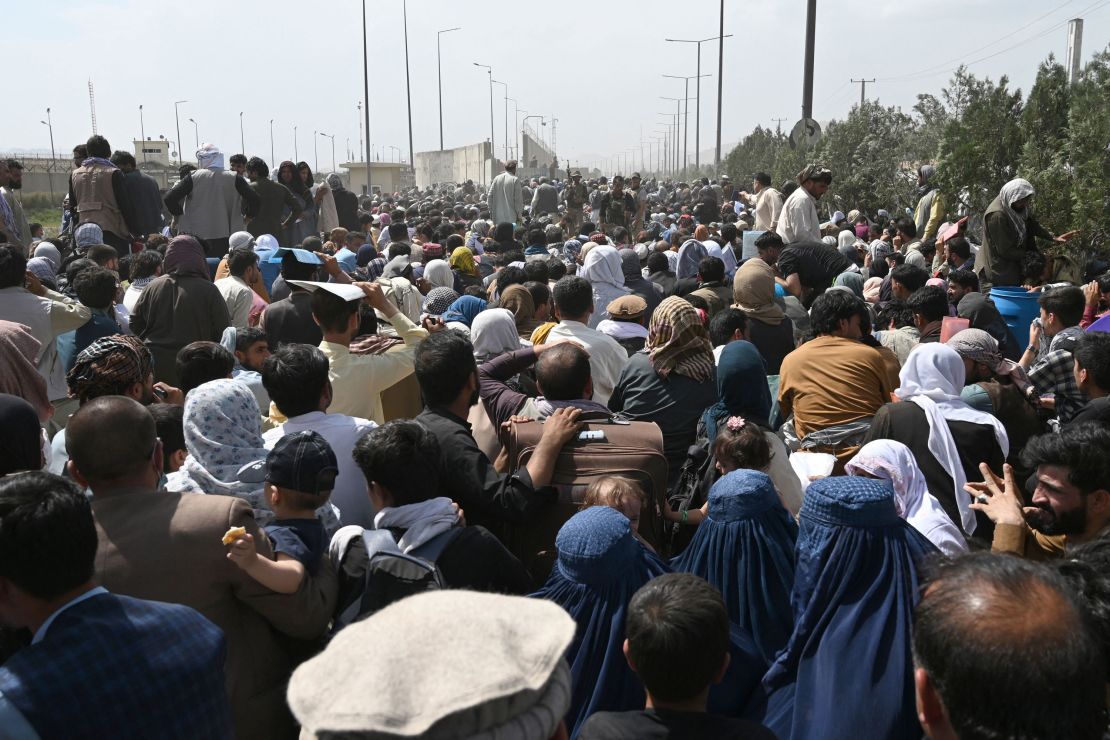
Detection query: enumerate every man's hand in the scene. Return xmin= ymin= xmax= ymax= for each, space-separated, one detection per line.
xmin=153 ymin=382 xmax=185 ymax=406
xmin=24 ymin=271 xmax=46 ymax=297
xmin=1028 ymin=319 xmax=1044 ymax=351
xmin=1084 ymin=280 xmax=1100 ymax=309
xmin=226 ymin=532 xmax=260 ymax=568
xmin=421 ymin=316 xmax=446 ymax=333
xmin=355 ymin=281 xmax=396 ymax=315
xmin=539 ymin=407 xmax=583 ymax=448
xmin=316 ymin=252 xmax=342 ymax=277
xmin=966 ymin=463 xmax=1028 ymax=527
xmin=1055 ymin=230 xmax=1079 ymax=243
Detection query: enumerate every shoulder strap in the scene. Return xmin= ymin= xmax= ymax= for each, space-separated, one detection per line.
xmin=361 ymin=528 xmax=401 ymax=559
xmin=409 ymin=527 xmax=463 ymax=563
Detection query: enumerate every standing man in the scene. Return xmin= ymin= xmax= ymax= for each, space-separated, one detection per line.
xmin=563 ymin=170 xmax=588 ymax=234
xmin=530 ymin=176 xmax=559 ymax=216
xmin=245 ymin=157 xmax=301 ymax=242
xmin=776 ymin=164 xmax=831 ymax=245
xmin=913 ymin=165 xmax=945 ymax=242
xmin=487 ymin=160 xmax=523 ymax=226
xmin=164 ymin=144 xmax=260 ymax=258
xmin=1 ymin=159 xmax=31 ymax=250
xmin=978 ymin=178 xmax=1075 ymax=289
xmin=628 ymin=173 xmax=647 ymax=230
xmin=68 ymin=135 xmax=137 ymax=254
xmin=739 ymin=172 xmax=784 ymax=233
xmin=599 ymin=175 xmax=636 ymax=233
xmin=110 ymin=151 xmax=164 ymax=239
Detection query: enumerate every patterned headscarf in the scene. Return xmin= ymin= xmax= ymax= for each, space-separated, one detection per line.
xmin=998 ymin=178 xmax=1035 ymax=243
xmin=163 ymin=235 xmax=210 ymax=279
xmin=562 ymin=239 xmax=583 ymax=267
xmin=365 ymin=256 xmax=387 ymax=280
xmin=74 ymin=223 xmax=104 ymax=252
xmin=450 ymin=246 xmax=478 ymax=276
xmin=646 ymin=296 xmax=715 ymax=382
xmin=422 ymin=286 xmax=460 ymax=317
xmin=66 ymin=334 xmax=153 ymax=405
xmin=945 ymin=328 xmax=1033 ymax=395
xmin=165 ymin=378 xmax=270 ymax=518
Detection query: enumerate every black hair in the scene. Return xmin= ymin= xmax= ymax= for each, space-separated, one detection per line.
xmin=85 ymin=134 xmax=111 ymax=159
xmin=0 ymin=472 xmax=97 ymax=601
xmin=387 ymin=222 xmax=409 ymax=242
xmin=626 ymin=573 xmax=730 ymax=703
xmin=1097 ymin=274 xmax=1110 ymax=294
xmin=877 ymin=300 xmax=916 ymax=330
xmin=525 ymin=280 xmax=551 ymax=310
xmin=301 ymin=236 xmax=323 ymax=253
xmin=547 ymin=258 xmax=566 ymax=282
xmin=229 ymin=153 xmax=247 ymax=167
xmin=754 ymin=231 xmax=783 ymax=252
xmin=148 ymin=403 xmax=185 ymax=470
xmin=1038 ymin=285 xmax=1085 ymax=328
xmin=1022 ymin=424 xmax=1110 ymax=496
xmin=129 ymin=249 xmax=162 ymax=280
xmin=914 ymin=552 xmax=1106 ymax=740
xmin=175 ymin=341 xmax=235 ymax=394
xmin=535 ymin=343 xmax=592 ymax=400
xmin=708 ymin=308 xmax=748 ymax=347
xmin=352 ymin=420 xmax=441 ymax=506
xmin=887 ymin=251 xmax=906 ymax=267
xmin=109 ymin=150 xmax=136 ymax=169
xmin=1023 ymin=250 xmax=1049 ymax=283
xmin=523 ymin=260 xmax=549 ymax=285
xmin=246 ymin=156 xmax=269 ymax=178
xmin=280 ymin=250 xmax=318 ymax=281
xmin=227 ymin=247 xmax=258 ymax=278
xmin=445 ymin=233 xmax=464 ymax=250
xmin=720 ymin=223 xmax=737 ymax=244
xmin=73 ymin=266 xmax=118 ymax=309
xmin=1075 ymin=331 xmax=1110 ymax=391
xmin=387 ymin=242 xmax=411 ymax=259
xmin=894 ymin=217 xmax=917 ymax=239
xmin=526 ymin=227 xmax=545 ymax=247
xmin=890 ymin=264 xmax=929 ymax=293
xmin=65 ymin=258 xmax=95 ymax=287
xmin=810 ymin=290 xmax=864 ymax=335
xmin=753 ymin=172 xmax=771 ymax=187
xmin=697 ymin=256 xmax=725 ymax=283
xmin=234 ymin=326 xmax=268 ymax=354
xmin=920 ymin=239 xmax=937 ymax=259
xmin=906 ymin=286 xmax=949 ymax=323
xmin=1054 ymin=533 xmax=1110 ymax=683
xmin=261 ymin=343 xmax=331 ymax=419
xmin=947 ymin=235 xmax=972 ymax=261
xmin=647 ymin=251 xmax=670 ymax=273
xmin=87 ymin=244 xmax=118 ymax=267
xmin=947 ymin=268 xmax=979 ymax=292
xmin=0 ymin=243 xmax=28 ymax=288
xmin=495 ymin=265 xmax=526 ymax=293
xmin=414 ymin=330 xmax=477 ymax=408
xmin=310 ymin=289 xmax=360 ymax=334
xmin=553 ymin=276 xmax=593 ymax=319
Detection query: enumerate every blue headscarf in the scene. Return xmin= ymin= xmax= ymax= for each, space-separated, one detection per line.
xmin=676 ymin=239 xmax=708 ymax=279
xmin=531 ymin=507 xmax=670 ymax=738
xmin=671 ymin=470 xmax=797 ymax=663
xmin=754 ymin=477 xmax=937 ymax=740
xmin=440 ymin=295 xmax=488 ymax=328
xmin=562 ymin=239 xmax=583 ymax=266
xmin=703 ymin=340 xmax=772 ymax=439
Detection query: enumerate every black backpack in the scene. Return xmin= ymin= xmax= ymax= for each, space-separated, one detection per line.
xmin=330 ymin=526 xmax=462 ymax=633
xmin=665 ymin=435 xmax=717 ymax=556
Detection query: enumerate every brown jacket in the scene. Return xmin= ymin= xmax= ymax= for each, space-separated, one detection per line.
xmin=92 ymin=488 xmax=337 ymax=740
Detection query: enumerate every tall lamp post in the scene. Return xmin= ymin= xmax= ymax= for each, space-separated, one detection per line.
xmin=522 ymin=115 xmax=544 ymax=167
xmin=239 ymin=112 xmax=245 ymax=154
xmin=40 ymin=108 xmax=56 ymax=199
xmin=473 ymin=63 xmax=495 ymax=174
xmin=402 ymin=0 xmax=415 ymax=172
xmin=188 ymin=118 xmax=199 ymax=150
xmin=313 ymin=130 xmax=319 ymax=172
xmin=357 ymin=102 xmax=364 ymax=163
xmin=492 ymin=79 xmax=508 ymax=162
xmin=662 ymin=74 xmax=709 ymax=176
xmin=269 ymin=119 xmax=275 ymax=169
xmin=293 ymin=125 xmax=298 ymax=161
xmin=174 ymin=100 xmax=188 ymax=165
xmin=436 ymin=26 xmax=461 ymax=151
xmin=507 ymin=97 xmax=519 ymax=159
xmin=664 ymin=34 xmax=732 ymax=170
xmin=139 ymin=105 xmax=146 ymax=164
xmin=659 ymin=99 xmax=682 ymax=175
xmin=360 ymin=0 xmax=372 ymax=194
xmin=388 ymin=145 xmax=400 ymax=163
xmin=319 ymin=132 xmax=336 ymax=172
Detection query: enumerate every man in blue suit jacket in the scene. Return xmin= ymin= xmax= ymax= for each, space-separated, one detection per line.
xmin=0 ymin=471 xmax=232 ymax=739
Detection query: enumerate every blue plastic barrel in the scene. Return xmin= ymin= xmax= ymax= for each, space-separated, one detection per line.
xmin=989 ymin=286 xmax=1040 ymax=338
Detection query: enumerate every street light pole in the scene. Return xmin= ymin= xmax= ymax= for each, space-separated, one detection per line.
xmin=40 ymin=109 xmax=56 ymax=199
xmin=293 ymin=125 xmax=298 ymax=161
xmin=320 ymin=132 xmax=336 ymax=172
xmin=473 ymin=63 xmax=495 ymax=174
xmin=361 ymin=0 xmax=372 ymax=195
xmin=174 ymin=100 xmax=188 ymax=166
xmin=436 ymin=27 xmax=461 ymax=151
xmin=239 ymin=112 xmax=245 ymax=154
xmin=660 ymin=98 xmax=682 ymax=175
xmin=314 ymin=130 xmax=319 ymax=172
xmin=269 ymin=119 xmax=275 ymax=168
xmin=138 ymin=105 xmax=146 ymax=165
xmin=522 ymin=115 xmax=544 ymax=167
xmin=402 ymin=0 xmax=415 ymax=175
xmin=188 ymin=118 xmax=199 ymax=150
xmin=492 ymin=80 xmax=508 ymax=161
xmin=665 ymin=34 xmax=731 ymax=171
xmin=507 ymin=98 xmax=519 ymax=159
xmin=663 ymin=74 xmax=709 ymax=175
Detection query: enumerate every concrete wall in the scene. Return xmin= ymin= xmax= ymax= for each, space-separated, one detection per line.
xmin=414 ymin=142 xmax=493 ymax=189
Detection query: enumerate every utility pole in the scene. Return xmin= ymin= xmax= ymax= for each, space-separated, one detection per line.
xmin=802 ymin=0 xmax=817 ymax=120
xmin=474 ymin=63 xmax=495 ymax=174
xmin=666 ymin=35 xmax=730 ymax=171
xmin=362 ymin=0 xmax=372 ymax=194
xmin=715 ymin=0 xmax=725 ymax=167
xmin=437 ymin=27 xmax=461 ymax=150
xmin=772 ymin=117 xmax=787 ymax=134
xmin=850 ymin=78 xmax=875 ymax=107
xmin=239 ymin=112 xmax=245 ymax=154
xmin=139 ymin=105 xmax=146 ymax=164
xmin=402 ymin=0 xmax=414 ymax=175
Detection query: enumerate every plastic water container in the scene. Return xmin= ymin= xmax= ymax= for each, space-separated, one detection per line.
xmin=774 ymin=283 xmax=786 ymax=298
xmin=989 ymin=286 xmax=1040 ymax=338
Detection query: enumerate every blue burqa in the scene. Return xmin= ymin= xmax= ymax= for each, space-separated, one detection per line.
xmin=671 ymin=469 xmax=798 ymax=663
xmin=753 ymin=476 xmax=937 ymax=740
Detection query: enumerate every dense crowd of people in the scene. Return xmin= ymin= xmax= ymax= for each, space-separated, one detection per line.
xmin=2 ymin=134 xmax=1110 ymax=739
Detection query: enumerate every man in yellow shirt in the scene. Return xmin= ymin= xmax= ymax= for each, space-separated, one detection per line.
xmin=968 ymin=423 xmax=1110 ymax=560
xmin=308 ymin=281 xmax=437 ymax=424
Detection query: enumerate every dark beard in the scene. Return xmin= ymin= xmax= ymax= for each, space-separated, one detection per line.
xmin=1028 ymin=501 xmax=1087 ymax=537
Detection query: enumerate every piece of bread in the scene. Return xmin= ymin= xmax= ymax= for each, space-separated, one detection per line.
xmin=222 ymin=526 xmax=247 ymax=546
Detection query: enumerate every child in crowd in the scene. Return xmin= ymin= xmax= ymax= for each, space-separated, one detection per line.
xmin=582 ymin=476 xmax=656 ymax=552
xmin=226 ymin=430 xmax=337 ymax=593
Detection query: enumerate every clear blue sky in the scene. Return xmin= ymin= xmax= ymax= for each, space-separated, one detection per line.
xmin=5 ymin=0 xmax=1108 ymax=171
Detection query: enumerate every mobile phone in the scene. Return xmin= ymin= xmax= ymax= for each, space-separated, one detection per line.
xmin=153 ymin=386 xmax=168 ymax=400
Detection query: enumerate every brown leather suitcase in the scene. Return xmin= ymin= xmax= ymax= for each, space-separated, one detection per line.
xmin=499 ymin=417 xmax=669 ymax=586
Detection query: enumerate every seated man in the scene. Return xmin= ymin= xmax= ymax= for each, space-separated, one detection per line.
xmin=0 ymin=471 xmax=232 ymax=738
xmin=579 ymin=573 xmax=775 ymax=739
xmin=1070 ymin=330 xmax=1110 ymax=427
xmin=1020 ymin=286 xmax=1088 ymax=424
xmin=906 ymin=285 xmax=949 ymax=344
xmin=949 ymin=269 xmax=1021 ymax=361
xmin=415 ymin=330 xmax=581 ymax=531
xmin=221 ymin=325 xmax=272 ymax=411
xmin=689 ymin=256 xmax=732 ymax=318
xmin=66 ymin=396 xmax=337 ymax=739
xmin=708 ymin=308 xmax=749 ymax=364
xmin=479 ymin=341 xmax=612 ymax=429
xmin=889 ymin=264 xmax=929 ymax=303
xmin=352 ymin=420 xmax=531 ymax=593
xmin=913 ymin=552 xmax=1105 ymax=740
xmin=262 ymin=344 xmax=377 ymax=528
xmin=176 ymin=340 xmax=234 ymax=395
xmin=970 ymin=423 xmax=1110 ymax=561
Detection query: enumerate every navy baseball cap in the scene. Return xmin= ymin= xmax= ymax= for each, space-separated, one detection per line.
xmin=263 ymin=431 xmax=338 ymax=496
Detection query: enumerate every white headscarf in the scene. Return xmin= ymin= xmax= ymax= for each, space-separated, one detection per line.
xmin=846 ymin=439 xmax=968 ymax=556
xmin=895 ymin=344 xmax=1009 ymax=535
xmin=581 ymin=245 xmax=627 ymax=292
xmin=470 ymin=308 xmax=526 ymax=361
xmin=196 ymin=143 xmax=224 ymax=170
xmin=423 ymin=259 xmax=453 ymax=289
xmin=998 ymin=178 xmax=1035 ymax=244
xmin=837 ymin=229 xmax=857 ymax=249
